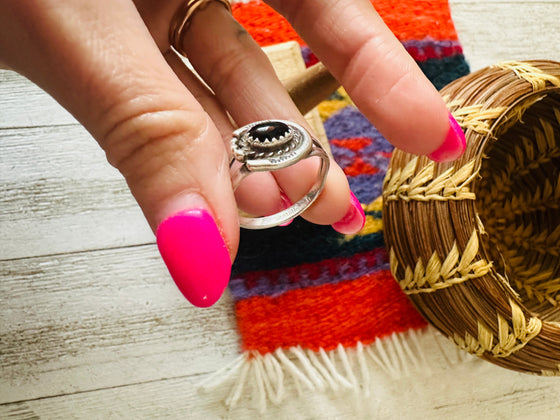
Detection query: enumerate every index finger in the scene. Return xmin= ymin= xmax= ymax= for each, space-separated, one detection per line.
xmin=266 ymin=0 xmax=465 ymax=161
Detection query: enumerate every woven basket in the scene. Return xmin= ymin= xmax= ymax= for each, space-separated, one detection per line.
xmin=383 ymin=60 xmax=560 ymax=375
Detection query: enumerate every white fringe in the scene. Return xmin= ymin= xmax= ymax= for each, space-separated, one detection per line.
xmin=199 ymin=326 xmax=473 ymax=413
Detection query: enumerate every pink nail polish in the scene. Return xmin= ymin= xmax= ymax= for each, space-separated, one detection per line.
xmin=156 ymin=209 xmax=231 ymax=307
xmin=279 ymin=191 xmax=293 ymax=227
xmin=427 ymin=112 xmax=466 ymax=162
xmin=331 ymin=192 xmax=365 ymax=234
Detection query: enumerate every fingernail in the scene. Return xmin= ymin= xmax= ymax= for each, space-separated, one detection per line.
xmin=427 ymin=112 xmax=466 ymax=162
xmin=278 ymin=191 xmax=293 ymax=227
xmin=331 ymin=192 xmax=365 ymax=234
xmin=156 ymin=208 xmax=231 ymax=307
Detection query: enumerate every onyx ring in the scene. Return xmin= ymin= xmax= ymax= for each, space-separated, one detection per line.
xmin=230 ymin=120 xmax=330 ymax=229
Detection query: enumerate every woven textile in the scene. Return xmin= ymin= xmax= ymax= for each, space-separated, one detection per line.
xmin=208 ymin=0 xmax=470 ymax=408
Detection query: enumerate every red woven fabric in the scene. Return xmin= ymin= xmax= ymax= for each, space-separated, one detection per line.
xmin=232 ymin=0 xmax=459 ymax=47
xmin=236 ymin=270 xmax=426 ymax=354
xmin=229 ymin=0 xmax=469 ymax=357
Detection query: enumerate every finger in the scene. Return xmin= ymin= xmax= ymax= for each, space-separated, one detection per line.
xmin=180 ymin=2 xmax=364 ymax=231
xmin=133 ymin=0 xmax=289 ymax=218
xmin=164 ymin=51 xmax=285 ymax=218
xmin=266 ymin=0 xmax=466 ymax=161
xmin=0 ymin=0 xmax=236 ymax=307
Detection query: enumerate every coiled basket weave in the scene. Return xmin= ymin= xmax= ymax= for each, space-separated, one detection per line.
xmin=383 ymin=60 xmax=560 ymax=375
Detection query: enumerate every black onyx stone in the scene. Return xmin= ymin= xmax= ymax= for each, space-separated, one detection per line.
xmin=248 ymin=121 xmax=289 ymax=142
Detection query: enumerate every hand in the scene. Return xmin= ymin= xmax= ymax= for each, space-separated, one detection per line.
xmin=0 ymin=0 xmax=464 ymax=307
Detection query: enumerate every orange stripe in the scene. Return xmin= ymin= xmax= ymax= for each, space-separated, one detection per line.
xmin=331 ymin=137 xmax=372 ymax=151
xmin=232 ymin=0 xmax=458 ymax=48
xmin=235 ymin=271 xmax=427 ymax=354
xmin=343 ymin=158 xmax=379 ymax=176
xmin=373 ymin=0 xmax=459 ymax=41
xmin=232 ymin=2 xmax=304 ymax=46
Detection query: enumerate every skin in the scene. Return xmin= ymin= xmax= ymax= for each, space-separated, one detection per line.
xmin=0 ymin=0 xmax=451 ymax=262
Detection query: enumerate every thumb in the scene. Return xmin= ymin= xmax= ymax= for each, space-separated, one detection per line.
xmin=0 ymin=0 xmax=238 ymax=307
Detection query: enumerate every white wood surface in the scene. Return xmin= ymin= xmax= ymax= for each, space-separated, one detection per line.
xmin=2 ymin=1 xmax=560 ymax=419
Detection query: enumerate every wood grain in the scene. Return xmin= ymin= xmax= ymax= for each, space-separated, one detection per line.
xmin=0 ymin=71 xmax=76 ymax=129
xmin=0 ymin=244 xmax=240 ymax=404
xmin=1 ymin=355 xmax=559 ymax=419
xmin=450 ymin=1 xmax=560 ymax=71
xmin=0 ymin=124 xmax=153 ymax=259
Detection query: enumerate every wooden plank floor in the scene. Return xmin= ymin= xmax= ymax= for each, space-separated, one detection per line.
xmin=2 ymin=1 xmax=560 ymax=418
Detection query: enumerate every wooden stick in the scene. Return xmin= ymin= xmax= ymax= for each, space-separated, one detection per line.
xmin=285 ymin=62 xmax=340 ymax=115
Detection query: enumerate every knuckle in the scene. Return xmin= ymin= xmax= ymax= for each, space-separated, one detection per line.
xmin=101 ymin=106 xmax=211 ymax=183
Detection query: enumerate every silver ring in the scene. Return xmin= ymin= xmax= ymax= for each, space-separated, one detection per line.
xmin=229 ymin=120 xmax=330 ymax=229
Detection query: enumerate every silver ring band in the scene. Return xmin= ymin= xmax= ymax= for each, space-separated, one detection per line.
xmin=229 ymin=120 xmax=330 ymax=229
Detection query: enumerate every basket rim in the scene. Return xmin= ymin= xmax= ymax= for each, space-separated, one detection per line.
xmin=382 ymin=60 xmax=560 ymax=375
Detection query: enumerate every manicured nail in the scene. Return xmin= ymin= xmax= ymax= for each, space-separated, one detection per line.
xmin=331 ymin=192 xmax=365 ymax=234
xmin=278 ymin=191 xmax=293 ymax=227
xmin=156 ymin=208 xmax=231 ymax=307
xmin=427 ymin=112 xmax=466 ymax=162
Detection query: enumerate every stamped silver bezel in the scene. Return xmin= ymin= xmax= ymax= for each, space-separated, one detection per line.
xmin=231 ymin=120 xmax=313 ymax=172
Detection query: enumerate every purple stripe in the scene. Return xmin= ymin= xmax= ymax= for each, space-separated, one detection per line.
xmin=402 ymin=38 xmax=462 ymax=52
xmin=302 ymin=39 xmax=462 ymax=66
xmin=348 ymin=173 xmax=387 ymax=204
xmin=229 ymin=248 xmax=390 ymax=300
xmin=360 ymin=147 xmax=391 ymax=171
xmin=324 ymin=107 xmax=392 ymax=150
xmin=300 ymin=46 xmax=315 ymax=65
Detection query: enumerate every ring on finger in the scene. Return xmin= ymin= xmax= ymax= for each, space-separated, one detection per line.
xmin=169 ymin=0 xmax=232 ymax=56
xmin=230 ymin=120 xmax=330 ymax=229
